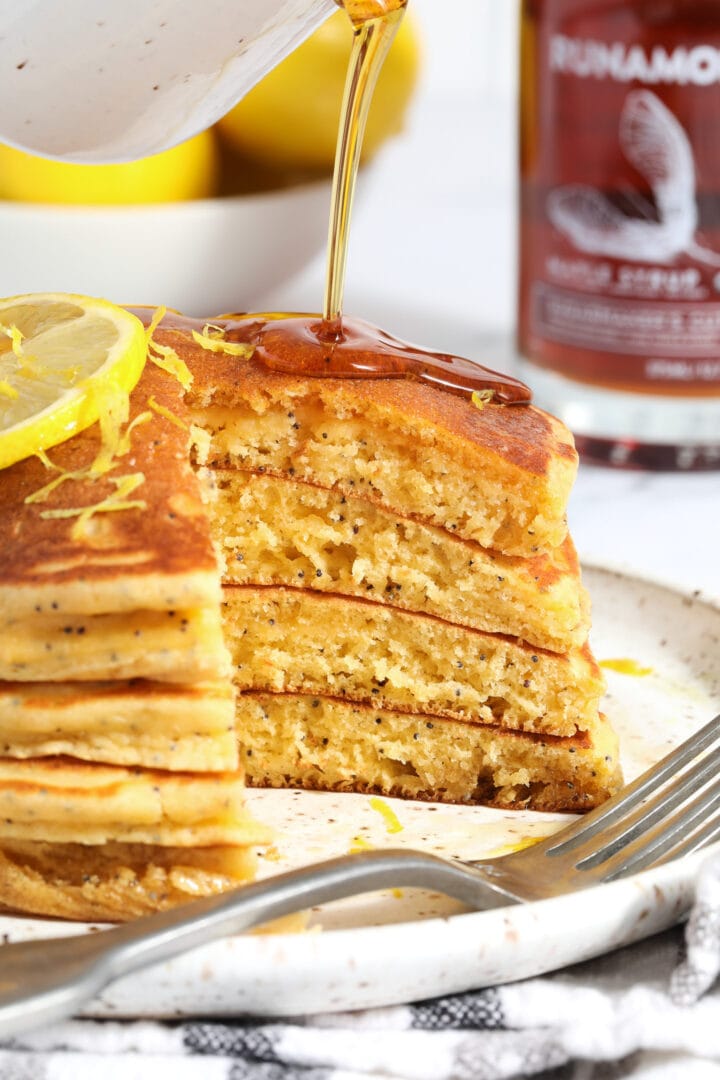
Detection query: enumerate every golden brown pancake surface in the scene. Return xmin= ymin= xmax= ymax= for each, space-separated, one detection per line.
xmin=0 ymin=360 xmax=220 ymax=618
xmin=150 ymin=321 xmax=577 ymax=558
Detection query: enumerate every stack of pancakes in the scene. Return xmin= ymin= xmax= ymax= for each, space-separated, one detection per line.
xmin=170 ymin=316 xmax=620 ymax=813
xmin=0 ymin=360 xmax=268 ymax=920
xmin=0 ymin=315 xmax=620 ymax=919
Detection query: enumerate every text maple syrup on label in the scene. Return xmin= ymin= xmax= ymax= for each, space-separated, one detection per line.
xmin=518 ymin=0 xmax=720 ymax=470
xmin=241 ymin=0 xmax=530 ymax=405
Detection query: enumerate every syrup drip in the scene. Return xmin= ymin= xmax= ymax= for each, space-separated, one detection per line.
xmin=134 ymin=308 xmax=531 ymax=404
xmin=250 ymin=314 xmax=531 ymax=403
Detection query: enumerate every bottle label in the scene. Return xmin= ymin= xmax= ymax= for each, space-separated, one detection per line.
xmin=550 ymin=36 xmax=720 ymax=86
xmin=519 ymin=4 xmax=720 ymax=393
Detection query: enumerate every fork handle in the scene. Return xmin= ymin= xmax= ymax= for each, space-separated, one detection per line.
xmin=0 ymin=849 xmax=516 ymax=1038
xmin=108 ymin=848 xmax=515 ymax=970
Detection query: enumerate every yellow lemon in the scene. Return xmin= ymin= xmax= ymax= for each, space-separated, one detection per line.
xmin=0 ymin=293 xmax=146 ymax=469
xmin=217 ymin=9 xmax=421 ymax=170
xmin=0 ymin=130 xmax=218 ymax=205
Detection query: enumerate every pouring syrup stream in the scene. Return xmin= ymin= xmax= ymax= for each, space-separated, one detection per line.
xmin=322 ymin=0 xmax=407 ymax=335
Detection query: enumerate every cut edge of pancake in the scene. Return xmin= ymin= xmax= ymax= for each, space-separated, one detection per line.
xmin=204 ymin=467 xmax=591 ymax=652
xmin=237 ymin=693 xmax=620 ymax=813
xmin=223 ymin=585 xmax=604 ymax=738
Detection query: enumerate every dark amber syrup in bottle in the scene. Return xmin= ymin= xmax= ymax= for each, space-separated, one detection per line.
xmin=519 ymin=0 xmax=720 ymax=469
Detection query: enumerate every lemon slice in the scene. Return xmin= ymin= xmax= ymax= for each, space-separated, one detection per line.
xmin=0 ymin=293 xmax=146 ymax=470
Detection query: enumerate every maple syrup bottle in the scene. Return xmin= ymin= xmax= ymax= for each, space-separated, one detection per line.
xmin=518 ymin=0 xmax=720 ymax=469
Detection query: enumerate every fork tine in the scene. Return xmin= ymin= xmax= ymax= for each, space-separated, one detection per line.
xmin=544 ymin=713 xmax=720 ymax=857
xmin=654 ymin=813 xmax=720 ymax=865
xmin=596 ymin=776 xmax=720 ymax=881
xmin=568 ymin=742 xmax=720 ymax=869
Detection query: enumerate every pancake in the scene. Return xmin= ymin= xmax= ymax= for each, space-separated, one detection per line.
xmin=0 ymin=310 xmax=618 ymax=921
xmin=160 ymin=315 xmax=618 ymax=812
xmin=237 ymin=693 xmax=621 ymax=811
xmin=206 ymin=468 xmax=590 ymax=652
xmin=0 ymin=680 xmax=236 ymax=770
xmin=0 ymin=342 xmax=235 ymax=765
xmin=0 ymin=359 xmax=220 ymax=620
xmin=0 ymin=605 xmax=230 ymax=683
xmin=0 ymin=340 xmax=264 ymax=922
xmin=223 ymin=586 xmax=604 ymax=738
xmin=0 ymin=756 xmax=269 ymax=846
xmin=156 ymin=323 xmax=578 ymax=558
xmin=0 ymin=840 xmax=258 ymax=921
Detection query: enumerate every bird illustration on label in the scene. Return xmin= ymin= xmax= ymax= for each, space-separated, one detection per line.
xmin=547 ymin=89 xmax=720 ymax=267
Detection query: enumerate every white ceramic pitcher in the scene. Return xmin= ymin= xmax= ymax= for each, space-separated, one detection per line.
xmin=0 ymin=0 xmax=333 ymax=162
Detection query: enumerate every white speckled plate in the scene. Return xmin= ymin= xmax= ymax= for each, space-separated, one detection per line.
xmin=1 ymin=566 xmax=718 ymax=1018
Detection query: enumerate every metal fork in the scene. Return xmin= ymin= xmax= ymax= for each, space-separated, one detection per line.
xmin=0 ymin=711 xmax=718 ymax=1039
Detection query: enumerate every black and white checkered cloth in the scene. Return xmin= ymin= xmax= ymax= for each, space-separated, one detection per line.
xmin=3 ymin=856 xmax=720 ymax=1080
